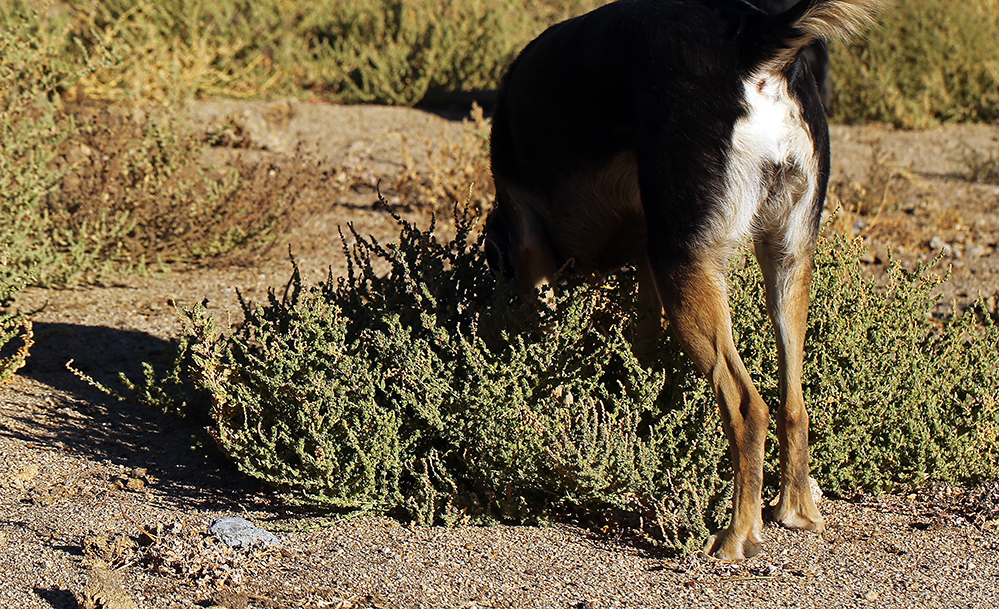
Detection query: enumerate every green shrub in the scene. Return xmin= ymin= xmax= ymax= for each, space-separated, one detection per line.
xmin=0 ymin=5 xmax=136 ymax=286
xmin=0 ymin=269 xmax=32 ymax=385
xmin=117 ymin=206 xmax=998 ymax=553
xmin=7 ymin=1 xmax=999 ymax=124
xmin=58 ymin=0 xmax=601 ymax=105
xmin=11 ymin=1 xmax=998 ymax=124
xmin=297 ymin=0 xmax=604 ymax=104
xmin=0 ymin=7 xmax=289 ymax=284
xmin=831 ymin=0 xmax=999 ymax=126
xmin=58 ymin=106 xmax=295 ymax=266
xmin=0 ymin=6 xmax=76 ymax=373
xmin=738 ymin=240 xmax=999 ymax=493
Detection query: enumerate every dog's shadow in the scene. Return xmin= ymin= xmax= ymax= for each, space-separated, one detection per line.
xmin=4 ymin=321 xmax=263 ymax=513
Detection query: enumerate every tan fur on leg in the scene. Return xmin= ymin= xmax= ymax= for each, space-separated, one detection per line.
xmin=654 ymin=264 xmax=769 ymax=560
xmin=755 ymin=242 xmax=824 ymax=532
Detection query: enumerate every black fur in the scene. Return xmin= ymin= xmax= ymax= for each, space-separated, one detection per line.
xmin=749 ymin=0 xmax=832 ymax=111
xmin=489 ymin=0 xmax=828 ymax=283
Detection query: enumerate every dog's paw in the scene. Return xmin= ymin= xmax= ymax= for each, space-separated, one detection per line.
xmin=773 ymin=479 xmax=825 ymax=533
xmin=700 ymin=527 xmax=763 ymax=561
xmin=774 ymin=505 xmax=825 ymax=532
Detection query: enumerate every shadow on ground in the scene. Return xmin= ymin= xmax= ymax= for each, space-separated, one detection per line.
xmin=33 ymin=587 xmax=78 ymax=609
xmin=3 ymin=321 xmax=271 ymax=513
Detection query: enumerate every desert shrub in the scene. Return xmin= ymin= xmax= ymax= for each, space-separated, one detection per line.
xmin=745 ymin=240 xmax=999 ymax=493
xmin=831 ymin=0 xmax=999 ymax=127
xmin=0 ymin=7 xmax=66 ymax=373
xmin=119 ymin=207 xmax=730 ymax=549
xmin=58 ymin=0 xmax=603 ymax=106
xmin=56 ymin=105 xmax=299 ymax=266
xmin=0 ymin=5 xmax=299 ymax=284
xmin=827 ymin=141 xmax=912 ymax=217
xmin=14 ymin=1 xmax=999 ymax=124
xmin=4 ymin=0 xmax=997 ymax=125
xmin=64 ymin=0 xmax=287 ymax=104
xmin=0 ymin=5 xmax=126 ymax=285
xmin=0 ymin=270 xmax=33 ymax=385
xmin=0 ymin=8 xmax=39 ymax=365
xmin=391 ymin=103 xmax=494 ymax=214
xmin=117 ymin=205 xmax=998 ymax=553
xmin=297 ymin=0 xmax=600 ymax=104
xmin=299 ymin=0 xmax=518 ymax=105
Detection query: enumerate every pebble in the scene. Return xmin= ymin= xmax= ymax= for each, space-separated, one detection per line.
xmin=810 ymin=477 xmax=824 ymax=505
xmin=209 ymin=516 xmax=279 ymax=549
xmin=929 ymin=236 xmax=953 ymax=256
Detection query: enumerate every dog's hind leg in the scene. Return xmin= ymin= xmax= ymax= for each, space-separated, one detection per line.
xmin=652 ymin=258 xmax=770 ymax=560
xmin=754 ymin=237 xmax=825 ymax=533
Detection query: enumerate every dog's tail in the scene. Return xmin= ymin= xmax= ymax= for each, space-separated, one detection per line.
xmin=747 ymin=0 xmax=888 ymax=71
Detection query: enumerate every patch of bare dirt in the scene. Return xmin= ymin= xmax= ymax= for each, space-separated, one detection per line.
xmin=827 ymin=123 xmax=999 ymax=318
xmin=2 ymin=101 xmax=998 ymax=608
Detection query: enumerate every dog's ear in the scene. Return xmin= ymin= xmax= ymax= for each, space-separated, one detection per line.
xmin=484 ymin=207 xmax=514 ymax=280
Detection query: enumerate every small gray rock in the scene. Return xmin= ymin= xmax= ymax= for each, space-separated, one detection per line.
xmin=929 ymin=236 xmax=953 ymax=256
xmin=209 ymin=517 xmax=279 ymax=549
xmin=809 ymin=476 xmax=824 ymax=505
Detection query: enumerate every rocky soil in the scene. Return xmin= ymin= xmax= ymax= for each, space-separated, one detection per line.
xmin=1 ymin=100 xmax=998 ymax=608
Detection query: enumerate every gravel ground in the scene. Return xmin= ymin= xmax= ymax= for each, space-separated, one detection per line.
xmin=1 ymin=101 xmax=998 ymax=608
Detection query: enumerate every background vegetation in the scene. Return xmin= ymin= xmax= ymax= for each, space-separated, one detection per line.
xmin=24 ymin=0 xmax=601 ymax=106
xmin=0 ymin=0 xmax=994 ymax=286
xmin=1 ymin=0 xmax=994 ymax=124
xmin=0 ymin=7 xmax=89 ymax=376
xmin=830 ymin=0 xmax=999 ymax=127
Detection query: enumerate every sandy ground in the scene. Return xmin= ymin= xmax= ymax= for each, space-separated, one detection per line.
xmin=1 ymin=100 xmax=998 ymax=608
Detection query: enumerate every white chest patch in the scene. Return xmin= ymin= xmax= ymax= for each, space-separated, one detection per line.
xmin=711 ymin=74 xmax=819 ymax=257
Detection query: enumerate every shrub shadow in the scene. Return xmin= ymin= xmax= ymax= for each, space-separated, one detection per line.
xmin=5 ymin=321 xmax=267 ymax=513
xmin=32 ymin=587 xmax=77 ymax=609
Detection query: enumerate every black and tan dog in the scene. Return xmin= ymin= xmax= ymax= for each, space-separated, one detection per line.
xmin=488 ymin=0 xmax=885 ymax=560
